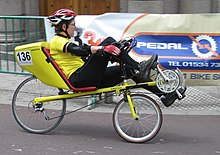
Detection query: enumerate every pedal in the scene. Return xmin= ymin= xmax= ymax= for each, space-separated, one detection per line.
xmin=176 ymin=89 xmax=183 ymax=99
xmin=176 ymin=86 xmax=187 ymax=100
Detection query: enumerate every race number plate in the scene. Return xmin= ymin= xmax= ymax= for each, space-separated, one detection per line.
xmin=16 ymin=51 xmax=33 ymax=66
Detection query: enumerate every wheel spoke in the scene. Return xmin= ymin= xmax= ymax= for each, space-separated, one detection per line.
xmin=113 ymin=94 xmax=162 ymax=143
xmin=12 ymin=76 xmax=66 ymax=134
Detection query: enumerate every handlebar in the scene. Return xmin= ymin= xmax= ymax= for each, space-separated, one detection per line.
xmin=112 ymin=37 xmax=137 ymax=53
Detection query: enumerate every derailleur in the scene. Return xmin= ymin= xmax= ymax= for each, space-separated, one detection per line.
xmin=33 ymin=102 xmax=49 ymax=120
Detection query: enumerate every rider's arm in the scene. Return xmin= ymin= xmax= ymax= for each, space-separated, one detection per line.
xmin=65 ymin=42 xmax=103 ymax=56
xmin=64 ymin=42 xmax=120 ymax=56
xmin=65 ymin=42 xmax=92 ymax=56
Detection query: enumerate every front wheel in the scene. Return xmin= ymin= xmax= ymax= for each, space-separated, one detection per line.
xmin=113 ymin=94 xmax=162 ymax=143
xmin=12 ymin=76 xmax=66 ymax=134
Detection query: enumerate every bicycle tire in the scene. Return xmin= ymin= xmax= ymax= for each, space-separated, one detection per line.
xmin=113 ymin=94 xmax=163 ymax=143
xmin=12 ymin=76 xmax=66 ymax=134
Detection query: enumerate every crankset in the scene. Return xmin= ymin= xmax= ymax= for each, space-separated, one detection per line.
xmin=156 ymin=67 xmax=185 ymax=94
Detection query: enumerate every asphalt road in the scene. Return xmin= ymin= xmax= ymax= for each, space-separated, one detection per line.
xmin=0 ymin=104 xmax=220 ymax=155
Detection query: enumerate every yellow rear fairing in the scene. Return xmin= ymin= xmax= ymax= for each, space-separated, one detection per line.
xmin=14 ymin=42 xmax=71 ymax=90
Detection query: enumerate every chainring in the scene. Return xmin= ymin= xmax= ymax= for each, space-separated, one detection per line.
xmin=156 ymin=69 xmax=180 ymax=93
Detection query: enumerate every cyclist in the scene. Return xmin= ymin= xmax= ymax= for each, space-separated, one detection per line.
xmin=47 ymin=9 xmax=186 ymax=107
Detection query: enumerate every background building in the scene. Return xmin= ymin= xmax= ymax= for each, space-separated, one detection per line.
xmin=1 ymin=0 xmax=220 ymax=17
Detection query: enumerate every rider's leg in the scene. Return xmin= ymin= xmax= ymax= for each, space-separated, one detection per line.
xmin=101 ymin=37 xmax=140 ymax=71
xmin=99 ymin=36 xmax=156 ymax=78
xmin=134 ymin=54 xmax=158 ymax=83
xmin=161 ymin=87 xmax=187 ymax=107
xmin=110 ymin=48 xmax=187 ymax=107
xmin=68 ymin=37 xmax=157 ymax=89
xmin=131 ymin=55 xmax=187 ymax=107
xmin=69 ymin=53 xmax=110 ymax=88
xmin=134 ymin=76 xmax=187 ymax=107
xmin=98 ymin=66 xmax=123 ymax=88
xmin=69 ymin=37 xmax=119 ymax=88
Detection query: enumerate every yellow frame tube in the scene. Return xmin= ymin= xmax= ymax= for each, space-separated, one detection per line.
xmin=126 ymin=93 xmax=138 ymax=120
xmin=34 ymin=81 xmax=156 ymax=103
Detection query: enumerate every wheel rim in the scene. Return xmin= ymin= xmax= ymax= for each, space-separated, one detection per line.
xmin=12 ymin=76 xmax=66 ymax=134
xmin=113 ymin=94 xmax=162 ymax=143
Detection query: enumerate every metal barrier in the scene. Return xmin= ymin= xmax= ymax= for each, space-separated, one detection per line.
xmin=0 ymin=16 xmax=46 ymax=74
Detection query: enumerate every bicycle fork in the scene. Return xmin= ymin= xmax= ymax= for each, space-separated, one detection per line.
xmin=124 ymin=91 xmax=139 ymax=120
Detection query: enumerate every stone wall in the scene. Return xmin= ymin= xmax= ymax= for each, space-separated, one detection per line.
xmin=0 ymin=0 xmax=39 ymax=34
xmin=122 ymin=0 xmax=220 ymax=13
xmin=0 ymin=0 xmax=40 ymax=59
xmin=0 ymin=0 xmax=39 ymax=16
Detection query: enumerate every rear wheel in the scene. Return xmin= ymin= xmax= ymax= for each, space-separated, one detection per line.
xmin=12 ymin=76 xmax=66 ymax=134
xmin=113 ymin=94 xmax=162 ymax=143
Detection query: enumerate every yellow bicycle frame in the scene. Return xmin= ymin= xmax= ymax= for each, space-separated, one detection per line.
xmin=33 ymin=81 xmax=156 ymax=119
xmin=33 ymin=81 xmax=156 ymax=103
